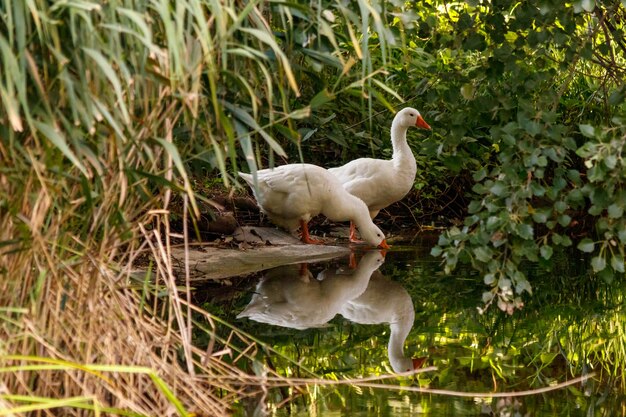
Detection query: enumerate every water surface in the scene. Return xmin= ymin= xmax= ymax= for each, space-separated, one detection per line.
xmin=199 ymin=235 xmax=626 ymax=416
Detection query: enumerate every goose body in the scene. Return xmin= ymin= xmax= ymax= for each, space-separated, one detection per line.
xmin=239 ymin=163 xmax=389 ymax=247
xmin=339 ymin=271 xmax=424 ymax=373
xmin=329 ymin=108 xmax=431 ymax=241
xmin=237 ymin=251 xmax=385 ymax=329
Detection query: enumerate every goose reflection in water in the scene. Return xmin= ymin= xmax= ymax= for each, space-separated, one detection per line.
xmin=237 ymin=251 xmax=426 ymax=373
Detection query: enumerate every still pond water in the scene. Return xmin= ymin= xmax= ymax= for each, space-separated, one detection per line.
xmin=201 ymin=235 xmax=626 ymax=416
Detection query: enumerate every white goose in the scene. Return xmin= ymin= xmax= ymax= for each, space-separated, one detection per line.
xmin=239 ymin=163 xmax=389 ymax=248
xmin=237 ymin=251 xmax=385 ymax=329
xmin=339 ymin=270 xmax=426 ymax=373
xmin=329 ymin=107 xmax=431 ymax=241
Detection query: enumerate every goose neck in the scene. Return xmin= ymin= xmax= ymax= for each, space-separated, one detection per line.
xmin=390 ymin=123 xmax=413 ymax=161
xmin=387 ymin=314 xmax=414 ymax=360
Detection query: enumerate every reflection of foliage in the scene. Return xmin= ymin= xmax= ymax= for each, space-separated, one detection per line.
xmin=209 ymin=247 xmax=626 ymax=414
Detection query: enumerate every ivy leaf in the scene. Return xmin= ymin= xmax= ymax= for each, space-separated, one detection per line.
xmin=577 ymin=238 xmax=595 ymax=253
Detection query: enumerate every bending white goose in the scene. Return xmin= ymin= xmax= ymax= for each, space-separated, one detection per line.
xmin=239 ymin=163 xmax=389 ymax=248
xmin=237 ymin=251 xmax=385 ymax=329
xmin=329 ymin=107 xmax=431 ymax=241
xmin=339 ymin=270 xmax=426 ymax=373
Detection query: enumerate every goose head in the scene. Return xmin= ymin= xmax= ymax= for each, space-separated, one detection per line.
xmin=391 ymin=356 xmax=428 ymax=373
xmin=358 ymin=222 xmax=390 ymax=249
xmin=395 ymin=107 xmax=431 ymax=130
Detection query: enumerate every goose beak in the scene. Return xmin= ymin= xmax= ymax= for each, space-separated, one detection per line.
xmin=412 ymin=357 xmax=428 ymax=369
xmin=378 ymin=239 xmax=391 ymax=250
xmin=415 ymin=115 xmax=431 ymax=130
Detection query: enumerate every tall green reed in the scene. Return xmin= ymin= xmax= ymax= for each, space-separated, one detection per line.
xmin=0 ymin=0 xmax=407 ymax=414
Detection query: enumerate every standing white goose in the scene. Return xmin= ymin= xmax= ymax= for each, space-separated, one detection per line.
xmin=329 ymin=107 xmax=431 ymax=241
xmin=339 ymin=270 xmax=426 ymax=373
xmin=239 ymin=163 xmax=390 ymax=248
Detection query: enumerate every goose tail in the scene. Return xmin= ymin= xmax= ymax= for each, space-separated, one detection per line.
xmin=238 ymin=172 xmax=253 ymax=186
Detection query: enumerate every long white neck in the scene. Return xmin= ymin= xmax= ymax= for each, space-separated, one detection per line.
xmin=326 ymin=192 xmax=371 ymax=226
xmin=390 ymin=120 xmax=417 ymax=176
xmin=387 ymin=309 xmax=415 ymax=373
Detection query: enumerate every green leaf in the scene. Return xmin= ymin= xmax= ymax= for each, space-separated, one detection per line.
xmin=223 ymin=102 xmax=287 ymax=157
xmin=579 ymin=124 xmax=595 ymax=138
xmin=473 ymin=246 xmax=493 ymax=263
xmin=581 ymin=0 xmax=596 ymax=12
xmin=490 ymin=182 xmax=507 ymax=196
xmin=532 ymin=210 xmax=549 ymax=223
xmin=568 ymin=189 xmax=584 ymax=202
xmin=557 ymin=214 xmax=571 ymax=227
xmin=516 ymin=223 xmax=534 ymax=240
xmin=540 ymin=352 xmax=558 ymax=364
xmin=554 ymin=201 xmax=568 ymax=213
xmin=310 ymin=89 xmax=335 ymax=108
xmin=598 ymin=268 xmax=614 ymax=284
xmin=604 ymin=154 xmax=617 ymax=169
xmin=608 ymin=203 xmax=623 ymax=219
xmin=473 ymin=168 xmax=487 ymax=181
xmin=33 ymin=121 xmax=89 ymax=177
xmin=611 ymin=255 xmax=625 ymax=273
xmin=287 ymin=107 xmax=311 ymax=120
xmin=577 ymin=238 xmax=595 ymax=253
xmin=591 ymin=256 xmax=606 ymax=272
xmin=540 ymin=245 xmax=553 ymax=260
xmin=82 ymin=47 xmax=130 ymax=124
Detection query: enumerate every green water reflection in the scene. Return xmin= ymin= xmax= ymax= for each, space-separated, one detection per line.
xmin=203 ymin=235 xmax=626 ymax=416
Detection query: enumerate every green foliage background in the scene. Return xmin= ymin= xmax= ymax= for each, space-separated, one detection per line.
xmin=2 ymin=0 xmax=626 ymax=310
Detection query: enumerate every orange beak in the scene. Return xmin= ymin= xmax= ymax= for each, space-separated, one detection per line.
xmin=415 ymin=115 xmax=431 ymax=130
xmin=378 ymin=239 xmax=391 ymax=250
xmin=412 ymin=357 xmax=428 ymax=369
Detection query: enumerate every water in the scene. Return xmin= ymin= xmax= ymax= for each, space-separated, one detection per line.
xmin=199 ymin=235 xmax=626 ymax=416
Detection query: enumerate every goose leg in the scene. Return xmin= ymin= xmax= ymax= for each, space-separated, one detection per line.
xmin=349 ymin=221 xmax=364 ymax=243
xmin=300 ymin=219 xmax=324 ymax=244
xmin=348 ymin=251 xmax=357 ymax=269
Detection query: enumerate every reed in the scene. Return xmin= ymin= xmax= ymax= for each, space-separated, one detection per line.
xmin=0 ymin=0 xmax=405 ymax=414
